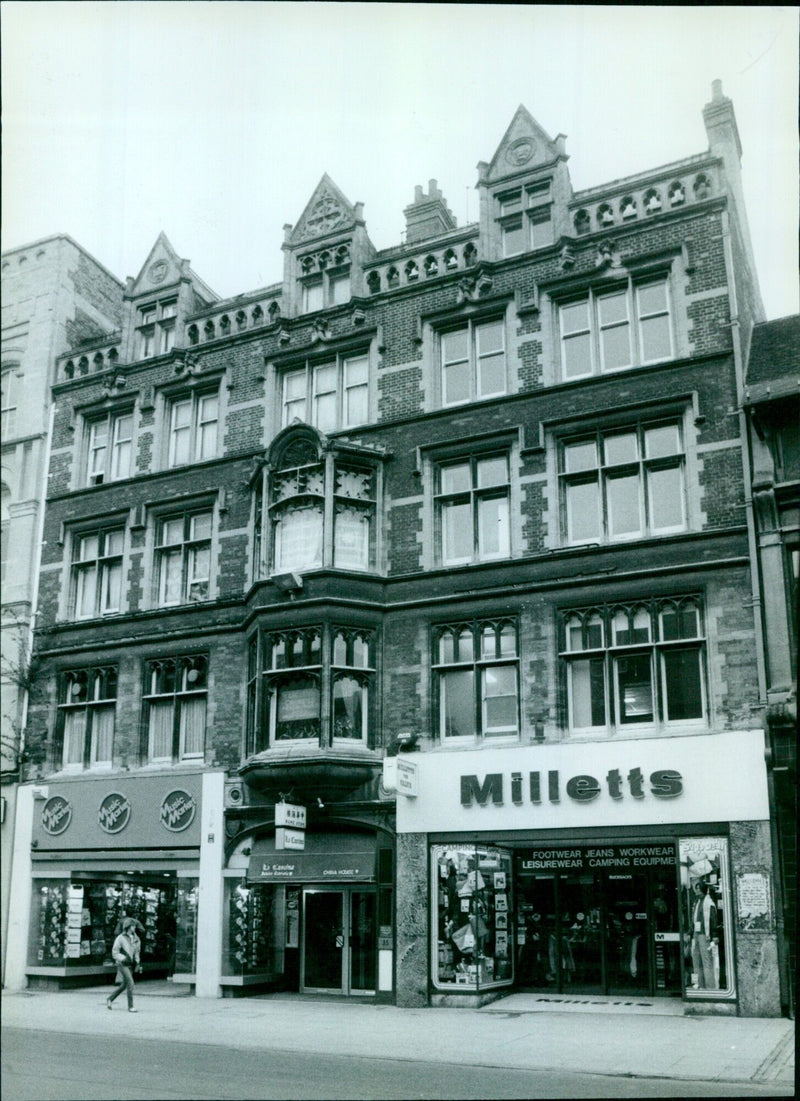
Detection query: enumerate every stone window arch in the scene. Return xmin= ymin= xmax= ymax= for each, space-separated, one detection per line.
xmin=235 ymin=311 xmax=247 ymax=332
xmin=93 ymin=352 xmax=105 ymax=371
xmin=405 ymin=260 xmax=419 ymax=283
xmin=463 ymin=243 xmax=477 ymax=267
xmin=219 ymin=315 xmax=231 ymax=337
xmin=444 ymin=249 xmax=458 ymax=272
xmin=79 ymin=356 xmax=89 ymax=375
xmin=693 ymin=173 xmax=711 ymax=200
xmin=335 ymin=245 xmax=350 ymax=266
xmin=574 ymin=209 xmax=591 ymax=236
xmin=367 ymin=271 xmax=381 ymax=294
xmin=643 ymin=188 xmax=662 ymax=215
xmin=203 ymin=320 xmax=215 ymax=342
xmin=187 ymin=325 xmax=199 ymax=346
xmin=424 ymin=255 xmax=439 ymax=277
xmin=252 ymin=305 xmax=264 ymax=327
xmin=620 ymin=196 xmax=637 ymax=220
xmin=108 ymin=348 xmax=119 ymax=366
xmin=301 ymin=256 xmax=315 ymax=275
xmin=597 ymin=203 xmax=615 ymax=228
xmin=268 ymin=301 xmax=281 ymax=324
xmin=386 ymin=267 xmax=399 ymax=289
xmin=668 ymin=181 xmax=686 ymax=207
xmin=317 ymin=251 xmax=331 ymax=270
xmin=64 ymin=360 xmax=75 ymax=379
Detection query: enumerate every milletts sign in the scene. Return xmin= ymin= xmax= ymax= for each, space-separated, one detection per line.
xmin=395 ymin=730 xmax=770 ymax=834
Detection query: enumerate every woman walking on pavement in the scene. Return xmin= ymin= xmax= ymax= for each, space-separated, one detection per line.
xmin=106 ymin=917 xmax=142 ymax=1012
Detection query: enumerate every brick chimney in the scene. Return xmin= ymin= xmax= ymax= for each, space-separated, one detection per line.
xmin=403 ymin=179 xmax=457 ymax=245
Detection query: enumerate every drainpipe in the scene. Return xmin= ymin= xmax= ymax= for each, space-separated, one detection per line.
xmin=720 ymin=211 xmax=767 ymax=702
xmin=18 ymin=401 xmax=56 ymax=770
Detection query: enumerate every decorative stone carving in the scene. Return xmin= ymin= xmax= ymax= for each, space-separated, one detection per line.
xmin=100 ymin=375 xmax=127 ymax=400
xmin=300 ymin=193 xmax=348 ymax=240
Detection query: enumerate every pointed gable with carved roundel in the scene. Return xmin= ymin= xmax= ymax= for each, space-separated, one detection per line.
xmin=477 ymin=105 xmax=573 ymax=261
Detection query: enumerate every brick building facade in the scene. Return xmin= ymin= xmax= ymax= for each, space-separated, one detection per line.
xmin=3 ymin=84 xmax=788 ymax=1015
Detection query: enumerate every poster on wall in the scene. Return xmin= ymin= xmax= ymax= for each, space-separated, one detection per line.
xmin=678 ymin=836 xmax=735 ymax=1000
xmin=735 ymin=872 xmax=773 ymax=932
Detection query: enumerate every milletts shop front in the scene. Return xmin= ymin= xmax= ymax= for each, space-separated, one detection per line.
xmin=393 ymin=730 xmax=782 ymax=1016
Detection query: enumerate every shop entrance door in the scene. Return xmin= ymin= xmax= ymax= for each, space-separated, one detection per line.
xmin=301 ymin=888 xmax=376 ymax=995
xmin=605 ymin=873 xmax=649 ymax=995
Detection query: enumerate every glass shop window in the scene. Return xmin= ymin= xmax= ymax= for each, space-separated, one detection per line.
xmin=678 ymin=837 xmax=735 ymax=1000
xmin=432 ymin=844 xmax=514 ymax=991
xmin=222 ymin=879 xmax=287 ymax=980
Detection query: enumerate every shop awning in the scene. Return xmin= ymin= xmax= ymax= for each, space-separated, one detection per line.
xmin=247 ymin=832 xmax=375 ymax=883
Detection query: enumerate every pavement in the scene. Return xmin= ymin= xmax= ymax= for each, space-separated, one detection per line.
xmin=1 ymin=983 xmax=795 ymax=1091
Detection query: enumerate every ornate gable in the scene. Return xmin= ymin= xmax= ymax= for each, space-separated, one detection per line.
xmin=288 ymin=174 xmax=358 ymax=245
xmin=482 ymin=105 xmax=563 ymax=184
xmin=128 ymin=232 xmax=185 ymax=295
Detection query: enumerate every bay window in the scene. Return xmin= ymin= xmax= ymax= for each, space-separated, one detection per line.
xmin=252 ymin=625 xmax=375 ymax=750
xmin=263 ymin=432 xmax=377 ymax=576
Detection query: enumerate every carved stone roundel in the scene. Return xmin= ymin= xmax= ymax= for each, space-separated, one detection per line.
xmin=148 ymin=260 xmax=168 ymax=284
xmin=506 ymin=137 xmax=536 ymax=166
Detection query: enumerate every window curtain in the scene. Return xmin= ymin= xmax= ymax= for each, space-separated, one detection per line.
xmin=179 ymin=696 xmax=206 ymax=757
xmin=91 ymin=705 xmax=115 ymax=764
xmin=148 ymin=701 xmax=174 ymax=760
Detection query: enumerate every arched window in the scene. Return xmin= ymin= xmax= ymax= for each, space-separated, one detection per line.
xmin=187 ymin=325 xmax=199 ymax=346
xmin=444 ymin=249 xmax=458 ymax=271
xmin=668 ymin=181 xmax=686 ymax=207
xmin=463 ymin=243 xmax=477 ymax=267
xmin=424 ymin=255 xmax=439 ymax=277
xmin=93 ymin=352 xmax=105 ymax=371
xmin=219 ymin=315 xmax=231 ymax=337
xmin=574 ymin=209 xmax=591 ymax=235
xmin=405 ymin=260 xmax=419 ymax=283
xmin=366 ymin=271 xmax=381 ymax=294
xmin=203 ymin=320 xmax=215 ymax=342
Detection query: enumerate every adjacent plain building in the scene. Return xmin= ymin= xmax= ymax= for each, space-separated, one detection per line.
xmin=1 ymin=237 xmax=123 ymax=983
xmin=4 ymin=84 xmax=790 ymax=1016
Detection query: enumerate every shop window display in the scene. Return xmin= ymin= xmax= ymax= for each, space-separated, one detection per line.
xmin=679 ymin=837 xmax=734 ymax=999
xmin=28 ymin=877 xmax=178 ymax=971
xmin=432 ymin=845 xmax=513 ymax=990
xmin=222 ymin=880 xmax=286 ymax=980
xmin=174 ymin=879 xmax=199 ymax=973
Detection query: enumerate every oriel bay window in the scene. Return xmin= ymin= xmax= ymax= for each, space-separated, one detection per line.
xmin=86 ymin=410 xmax=133 ymax=485
xmin=560 ymin=597 xmax=706 ymax=735
xmin=72 ymin=528 xmax=124 ymax=619
xmin=559 ymin=278 xmax=672 ymax=379
xmin=57 ymin=666 xmax=117 ymax=770
xmin=436 ymin=452 xmax=510 ymax=565
xmin=281 ymin=352 xmax=369 ymax=431
xmin=434 ymin=619 xmax=519 ymax=742
xmin=264 ymin=434 xmax=377 ymax=575
xmin=143 ymin=655 xmax=208 ymax=763
xmin=249 ymin=626 xmax=375 ymax=751
xmin=560 ymin=420 xmax=686 ymax=545
xmin=441 ymin=318 xmax=506 ymax=406
xmin=156 ymin=510 xmax=212 ymax=606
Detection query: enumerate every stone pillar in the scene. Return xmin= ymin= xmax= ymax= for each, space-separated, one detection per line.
xmin=194 ymin=771 xmax=225 ymax=998
xmin=730 ymin=819 xmax=781 ymax=1017
xmin=395 ymin=831 xmax=428 ymax=1007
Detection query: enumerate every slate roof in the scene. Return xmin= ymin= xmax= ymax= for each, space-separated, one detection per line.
xmin=748 ymin=317 xmax=800 ymax=398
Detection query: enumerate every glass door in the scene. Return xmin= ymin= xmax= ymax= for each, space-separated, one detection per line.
xmin=301 ymin=888 xmax=376 ymax=995
xmin=302 ymin=890 xmax=344 ymax=992
xmin=558 ymin=874 xmax=603 ymax=993
xmin=349 ymin=890 xmax=376 ymax=994
xmin=605 ymin=873 xmax=650 ymax=994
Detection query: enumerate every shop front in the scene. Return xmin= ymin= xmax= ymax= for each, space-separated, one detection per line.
xmin=395 ymin=729 xmax=782 ymax=1016
xmin=6 ymin=771 xmax=223 ymax=991
xmin=221 ymin=827 xmax=393 ymax=998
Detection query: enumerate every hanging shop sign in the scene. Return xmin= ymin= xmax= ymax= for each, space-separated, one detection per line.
xmin=41 ymin=795 xmax=73 ymax=836
xmin=275 ymin=827 xmax=306 ymax=851
xmin=275 ymin=802 xmax=307 ymax=829
xmin=396 ymin=730 xmax=770 ymax=834
xmin=160 ymin=790 xmax=197 ymax=833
